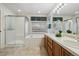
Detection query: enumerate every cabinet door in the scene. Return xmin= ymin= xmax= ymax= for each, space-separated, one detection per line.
xmin=48 ymin=41 xmax=52 ymax=49
xmin=47 ymin=37 xmax=52 ymax=49
xmin=53 ymin=42 xmax=62 ymax=56
xmin=62 ymin=48 xmax=73 ymax=56
xmin=48 ymin=46 xmax=52 ymax=56
xmin=52 ymin=40 xmax=54 ymax=55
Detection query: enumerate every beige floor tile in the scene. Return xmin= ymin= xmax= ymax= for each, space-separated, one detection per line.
xmin=0 ymin=38 xmax=48 ymax=56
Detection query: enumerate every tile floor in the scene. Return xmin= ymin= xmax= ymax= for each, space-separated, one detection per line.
xmin=0 ymin=38 xmax=48 ymax=56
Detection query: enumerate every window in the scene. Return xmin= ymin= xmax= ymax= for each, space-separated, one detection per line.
xmin=31 ymin=17 xmax=47 ymax=21
xmin=53 ymin=17 xmax=63 ymax=21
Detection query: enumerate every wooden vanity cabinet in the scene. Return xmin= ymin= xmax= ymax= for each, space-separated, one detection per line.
xmin=47 ymin=37 xmax=53 ymax=56
xmin=44 ymin=35 xmax=74 ymax=56
xmin=47 ymin=46 xmax=52 ymax=56
xmin=53 ymin=42 xmax=62 ymax=56
xmin=47 ymin=37 xmax=52 ymax=49
xmin=44 ymin=35 xmax=53 ymax=56
xmin=61 ymin=48 xmax=73 ymax=56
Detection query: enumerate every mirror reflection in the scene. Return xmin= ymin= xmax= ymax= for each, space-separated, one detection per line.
xmin=52 ymin=16 xmax=79 ymax=35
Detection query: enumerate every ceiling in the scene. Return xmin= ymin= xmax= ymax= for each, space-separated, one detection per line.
xmin=2 ymin=3 xmax=79 ymax=16
xmin=2 ymin=3 xmax=58 ymax=15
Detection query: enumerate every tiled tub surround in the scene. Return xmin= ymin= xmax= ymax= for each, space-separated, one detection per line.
xmin=44 ymin=33 xmax=79 ymax=56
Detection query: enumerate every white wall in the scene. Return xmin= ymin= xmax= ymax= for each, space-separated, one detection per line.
xmin=0 ymin=4 xmax=15 ymax=48
xmin=25 ymin=19 xmax=29 ymax=36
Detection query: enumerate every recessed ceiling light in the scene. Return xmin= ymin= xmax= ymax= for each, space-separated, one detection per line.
xmin=75 ymin=11 xmax=79 ymax=14
xmin=17 ymin=9 xmax=21 ymax=12
xmin=38 ymin=11 xmax=40 ymax=13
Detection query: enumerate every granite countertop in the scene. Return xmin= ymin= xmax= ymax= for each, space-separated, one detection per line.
xmin=44 ymin=33 xmax=79 ymax=56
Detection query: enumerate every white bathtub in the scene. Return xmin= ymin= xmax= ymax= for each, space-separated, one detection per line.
xmin=26 ymin=34 xmax=44 ymax=39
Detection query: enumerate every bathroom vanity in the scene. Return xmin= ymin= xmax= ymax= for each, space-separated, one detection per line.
xmin=44 ymin=33 xmax=79 ymax=56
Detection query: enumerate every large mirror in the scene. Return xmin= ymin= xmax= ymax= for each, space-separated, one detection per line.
xmin=52 ymin=16 xmax=79 ymax=36
xmin=52 ymin=3 xmax=79 ymax=36
xmin=63 ymin=17 xmax=79 ymax=35
xmin=63 ymin=19 xmax=73 ymax=34
xmin=52 ymin=17 xmax=63 ymax=34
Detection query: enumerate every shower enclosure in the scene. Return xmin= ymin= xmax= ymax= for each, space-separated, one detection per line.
xmin=5 ymin=15 xmax=26 ymax=45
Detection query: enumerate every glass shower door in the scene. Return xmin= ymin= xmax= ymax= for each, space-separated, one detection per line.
xmin=5 ymin=16 xmax=16 ymax=44
xmin=5 ymin=16 xmax=25 ymax=45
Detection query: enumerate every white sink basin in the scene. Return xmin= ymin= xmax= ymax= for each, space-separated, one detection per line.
xmin=61 ymin=37 xmax=79 ymax=49
xmin=61 ymin=36 xmax=79 ymax=49
xmin=61 ymin=36 xmax=77 ymax=42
